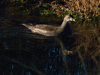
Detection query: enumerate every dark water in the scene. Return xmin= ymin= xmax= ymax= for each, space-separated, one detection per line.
xmin=0 ymin=22 xmax=99 ymax=75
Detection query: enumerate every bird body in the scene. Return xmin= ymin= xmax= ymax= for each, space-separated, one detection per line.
xmin=22 ymin=15 xmax=75 ymax=36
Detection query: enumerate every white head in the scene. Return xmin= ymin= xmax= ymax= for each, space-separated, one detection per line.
xmin=64 ymin=15 xmax=75 ymax=22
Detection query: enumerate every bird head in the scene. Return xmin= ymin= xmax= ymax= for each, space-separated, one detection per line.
xmin=64 ymin=15 xmax=75 ymax=22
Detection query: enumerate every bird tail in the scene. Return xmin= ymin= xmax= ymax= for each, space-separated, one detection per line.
xmin=22 ymin=23 xmax=33 ymax=30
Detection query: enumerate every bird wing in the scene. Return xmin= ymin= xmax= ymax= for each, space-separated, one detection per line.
xmin=34 ymin=24 xmax=58 ymax=31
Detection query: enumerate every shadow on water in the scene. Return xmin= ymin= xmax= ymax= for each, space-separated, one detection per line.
xmin=0 ymin=19 xmax=99 ymax=75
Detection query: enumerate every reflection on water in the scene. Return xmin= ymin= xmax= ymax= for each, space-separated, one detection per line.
xmin=0 ymin=21 xmax=99 ymax=75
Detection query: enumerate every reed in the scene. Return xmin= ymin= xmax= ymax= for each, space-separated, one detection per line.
xmin=51 ymin=0 xmax=100 ymax=18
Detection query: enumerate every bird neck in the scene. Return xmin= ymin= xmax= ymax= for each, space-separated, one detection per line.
xmin=57 ymin=20 xmax=70 ymax=33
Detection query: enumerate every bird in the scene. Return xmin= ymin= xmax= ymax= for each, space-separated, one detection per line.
xmin=22 ymin=15 xmax=75 ymax=36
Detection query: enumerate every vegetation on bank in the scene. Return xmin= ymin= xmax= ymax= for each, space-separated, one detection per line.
xmin=0 ymin=0 xmax=100 ymax=21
